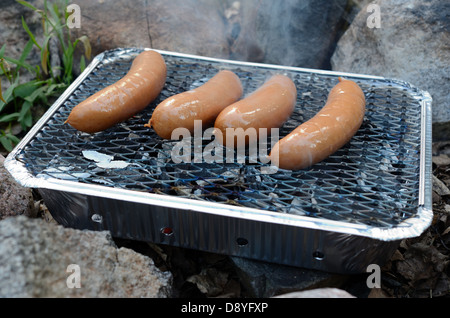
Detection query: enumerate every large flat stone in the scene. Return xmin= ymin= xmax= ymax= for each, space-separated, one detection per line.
xmin=0 ymin=216 xmax=173 ymax=297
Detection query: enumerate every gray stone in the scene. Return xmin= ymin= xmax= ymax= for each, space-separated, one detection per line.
xmin=69 ymin=0 xmax=350 ymax=69
xmin=68 ymin=0 xmax=230 ymax=73
xmin=0 ymin=216 xmax=173 ymax=297
xmin=273 ymin=287 xmax=355 ymax=298
xmin=433 ymin=175 xmax=450 ymax=196
xmin=0 ymin=155 xmax=36 ymax=220
xmin=331 ymin=0 xmax=450 ymax=140
xmin=230 ymin=256 xmax=348 ymax=298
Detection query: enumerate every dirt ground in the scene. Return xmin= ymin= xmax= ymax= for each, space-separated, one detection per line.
xmin=371 ymin=141 xmax=450 ymax=298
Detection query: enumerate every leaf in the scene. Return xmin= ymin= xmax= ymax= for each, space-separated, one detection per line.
xmin=41 ymin=49 xmax=48 ymax=75
xmin=0 ymin=41 xmax=33 ymax=74
xmin=0 ymin=81 xmax=6 ymax=104
xmin=18 ymin=39 xmax=34 ymax=64
xmin=46 ymin=3 xmax=64 ymax=40
xmin=16 ymin=0 xmax=40 ymax=12
xmin=79 ymin=55 xmax=86 ymax=73
xmin=19 ymin=100 xmax=33 ymax=128
xmin=0 ymin=112 xmax=20 ymax=123
xmin=13 ymin=80 xmax=43 ymax=99
xmin=13 ymin=39 xmax=34 ymax=77
xmin=77 ymin=35 xmax=91 ymax=60
xmin=2 ymin=55 xmax=34 ymax=73
xmin=0 ymin=78 xmax=19 ymax=113
xmin=0 ymin=44 xmax=6 ymax=58
xmin=40 ymin=35 xmax=52 ymax=75
xmin=0 ymin=135 xmax=14 ymax=152
xmin=61 ymin=48 xmax=74 ymax=84
xmin=0 ymin=57 xmax=13 ymax=83
xmin=0 ymin=132 xmax=20 ymax=152
xmin=41 ymin=13 xmax=46 ymax=34
xmin=21 ymin=16 xmax=42 ymax=50
xmin=52 ymin=2 xmax=62 ymax=19
xmin=44 ymin=82 xmax=66 ymax=97
xmin=7 ymin=133 xmax=20 ymax=145
xmin=24 ymin=84 xmax=48 ymax=103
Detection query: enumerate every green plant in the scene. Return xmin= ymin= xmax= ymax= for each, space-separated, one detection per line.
xmin=0 ymin=0 xmax=91 ymax=152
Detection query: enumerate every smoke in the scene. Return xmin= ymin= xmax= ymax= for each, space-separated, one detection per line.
xmin=225 ymin=0 xmax=350 ymax=69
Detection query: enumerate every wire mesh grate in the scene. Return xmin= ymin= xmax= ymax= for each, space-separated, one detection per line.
xmin=16 ymin=48 xmax=425 ymax=228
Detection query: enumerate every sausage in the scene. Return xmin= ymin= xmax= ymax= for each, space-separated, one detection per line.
xmin=269 ymin=77 xmax=366 ymax=170
xmin=214 ymin=74 xmax=297 ymax=147
xmin=65 ymin=50 xmax=167 ymax=133
xmin=146 ymin=70 xmax=243 ymax=140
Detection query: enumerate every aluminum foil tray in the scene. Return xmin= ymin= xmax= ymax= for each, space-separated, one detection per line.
xmin=4 ymin=48 xmax=433 ymax=273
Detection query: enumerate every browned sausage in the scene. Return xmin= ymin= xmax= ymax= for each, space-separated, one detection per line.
xmin=214 ymin=74 xmax=297 ymax=147
xmin=269 ymin=77 xmax=366 ymax=170
xmin=66 ymin=50 xmax=167 ymax=133
xmin=146 ymin=70 xmax=243 ymax=139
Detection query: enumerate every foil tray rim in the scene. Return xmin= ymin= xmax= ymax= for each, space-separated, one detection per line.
xmin=3 ymin=156 xmax=434 ymax=242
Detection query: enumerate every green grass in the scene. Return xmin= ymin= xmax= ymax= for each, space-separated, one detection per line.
xmin=0 ymin=0 xmax=90 ymax=152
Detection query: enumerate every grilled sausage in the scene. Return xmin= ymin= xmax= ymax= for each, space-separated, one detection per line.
xmin=214 ymin=74 xmax=297 ymax=147
xmin=269 ymin=77 xmax=366 ymax=170
xmin=146 ymin=70 xmax=243 ymax=139
xmin=66 ymin=50 xmax=167 ymax=133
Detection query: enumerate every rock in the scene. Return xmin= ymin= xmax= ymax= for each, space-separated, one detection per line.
xmin=186 ymin=267 xmax=230 ymax=297
xmin=0 ymin=155 xmax=36 ymax=220
xmin=273 ymin=287 xmax=355 ymax=298
xmin=68 ymin=0 xmax=230 ymax=74
xmin=432 ymin=154 xmax=450 ymax=166
xmin=229 ymin=0 xmax=349 ymax=68
xmin=331 ymin=0 xmax=450 ymax=140
xmin=2 ymin=0 xmax=357 ymax=78
xmin=393 ymin=242 xmax=449 ymax=297
xmin=230 ymin=256 xmax=347 ymax=298
xmin=145 ymin=0 xmax=230 ymax=58
xmin=0 ymin=216 xmax=172 ymax=297
xmin=433 ymin=175 xmax=450 ymax=196
xmin=140 ymin=242 xmax=243 ymax=297
xmin=70 ymin=0 xmax=351 ymax=69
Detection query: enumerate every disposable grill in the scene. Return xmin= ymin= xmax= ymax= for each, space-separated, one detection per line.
xmin=4 ymin=48 xmax=433 ymax=273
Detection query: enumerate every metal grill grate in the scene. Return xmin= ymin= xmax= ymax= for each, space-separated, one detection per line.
xmin=16 ymin=48 xmax=425 ymax=228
